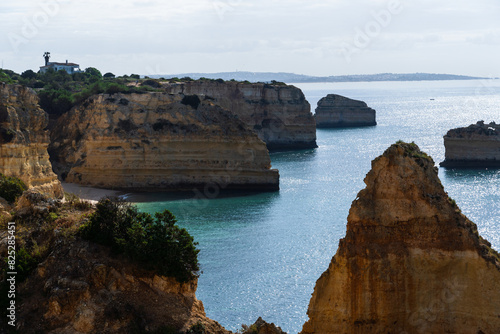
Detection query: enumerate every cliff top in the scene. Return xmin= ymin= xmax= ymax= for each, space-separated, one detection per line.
xmin=445 ymin=120 xmax=499 ymax=138
xmin=348 ymin=141 xmax=500 ymax=267
xmin=316 ymin=94 xmax=368 ymax=108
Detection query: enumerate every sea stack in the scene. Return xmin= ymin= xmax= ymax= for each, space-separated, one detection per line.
xmin=0 ymin=83 xmax=63 ymax=198
xmin=301 ymin=141 xmax=500 ymax=334
xmin=162 ymin=80 xmax=317 ymax=151
xmin=314 ymin=94 xmax=376 ymax=128
xmin=49 ymin=92 xmax=279 ymax=191
xmin=441 ymin=121 xmax=500 ymax=167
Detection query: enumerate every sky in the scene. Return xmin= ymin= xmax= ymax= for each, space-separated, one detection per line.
xmin=1 ymin=0 xmax=500 ymax=77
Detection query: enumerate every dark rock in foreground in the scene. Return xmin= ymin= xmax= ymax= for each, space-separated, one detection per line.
xmin=314 ymin=94 xmax=376 ymax=128
xmin=441 ymin=121 xmax=500 ymax=168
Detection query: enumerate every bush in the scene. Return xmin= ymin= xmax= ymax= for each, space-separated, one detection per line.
xmin=80 ymin=197 xmax=199 ymax=282
xmin=0 ymin=174 xmax=27 ymax=202
xmin=38 ymin=89 xmax=74 ymax=116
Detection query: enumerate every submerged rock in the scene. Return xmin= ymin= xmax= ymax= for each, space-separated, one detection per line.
xmin=441 ymin=120 xmax=500 ymax=168
xmin=0 ymin=83 xmax=63 ymax=198
xmin=49 ymin=92 xmax=279 ymax=191
xmin=162 ymin=80 xmax=317 ymax=151
xmin=314 ymin=94 xmax=376 ymax=128
xmin=301 ymin=141 xmax=500 ymax=334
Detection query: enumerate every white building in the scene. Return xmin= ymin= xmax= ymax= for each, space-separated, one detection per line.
xmin=39 ymin=52 xmax=82 ymax=74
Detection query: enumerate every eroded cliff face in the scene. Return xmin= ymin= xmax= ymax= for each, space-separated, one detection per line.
xmin=314 ymin=94 xmax=376 ymax=128
xmin=17 ymin=235 xmax=230 ymax=333
xmin=49 ymin=92 xmax=279 ymax=191
xmin=301 ymin=142 xmax=500 ymax=334
xmin=162 ymin=81 xmax=317 ymax=151
xmin=0 ymin=83 xmax=63 ymax=198
xmin=441 ymin=121 xmax=500 ymax=167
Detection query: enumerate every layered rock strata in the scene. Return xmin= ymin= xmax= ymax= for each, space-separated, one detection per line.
xmin=17 ymin=235 xmax=230 ymax=333
xmin=441 ymin=121 xmax=500 ymax=167
xmin=162 ymin=80 xmax=317 ymax=151
xmin=301 ymin=142 xmax=500 ymax=334
xmin=314 ymin=94 xmax=376 ymax=128
xmin=49 ymin=92 xmax=279 ymax=191
xmin=0 ymin=83 xmax=63 ymax=198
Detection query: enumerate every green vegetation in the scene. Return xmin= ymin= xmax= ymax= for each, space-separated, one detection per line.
xmin=79 ymin=197 xmax=199 ymax=283
xmin=0 ymin=174 xmax=27 ymax=203
xmin=0 ymin=68 xmax=163 ymax=118
xmin=394 ymin=140 xmax=432 ymax=161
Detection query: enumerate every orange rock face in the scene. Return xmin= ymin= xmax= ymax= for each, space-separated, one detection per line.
xmin=301 ymin=142 xmax=500 ymax=334
xmin=162 ymin=80 xmax=317 ymax=151
xmin=0 ymin=83 xmax=63 ymax=198
xmin=49 ymin=92 xmax=279 ymax=191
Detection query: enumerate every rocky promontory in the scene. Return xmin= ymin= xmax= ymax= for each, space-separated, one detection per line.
xmin=441 ymin=121 xmax=500 ymax=167
xmin=314 ymin=94 xmax=376 ymax=128
xmin=162 ymin=80 xmax=317 ymax=151
xmin=0 ymin=83 xmax=63 ymax=198
xmin=301 ymin=142 xmax=500 ymax=334
xmin=49 ymin=92 xmax=279 ymax=191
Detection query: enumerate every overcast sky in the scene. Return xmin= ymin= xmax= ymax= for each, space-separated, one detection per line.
xmin=1 ymin=0 xmax=500 ymax=77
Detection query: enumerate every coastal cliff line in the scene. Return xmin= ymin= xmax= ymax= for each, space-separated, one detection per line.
xmin=0 ymin=83 xmax=62 ymax=198
xmin=49 ymin=92 xmax=279 ymax=191
xmin=162 ymin=80 xmax=317 ymax=151
xmin=301 ymin=141 xmax=500 ymax=334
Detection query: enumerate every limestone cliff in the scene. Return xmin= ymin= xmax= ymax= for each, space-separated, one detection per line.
xmin=314 ymin=94 xmax=376 ymax=128
xmin=16 ymin=227 xmax=229 ymax=333
xmin=301 ymin=142 xmax=500 ymax=334
xmin=161 ymin=80 xmax=317 ymax=151
xmin=0 ymin=83 xmax=63 ymax=198
xmin=441 ymin=121 xmax=500 ymax=167
xmin=49 ymin=92 xmax=279 ymax=191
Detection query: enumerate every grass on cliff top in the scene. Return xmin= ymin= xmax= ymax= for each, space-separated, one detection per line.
xmin=394 ymin=140 xmax=433 ymax=161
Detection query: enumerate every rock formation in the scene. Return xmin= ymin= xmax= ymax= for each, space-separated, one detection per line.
xmin=0 ymin=83 xmax=63 ymax=198
xmin=301 ymin=142 xmax=500 ymax=334
xmin=314 ymin=94 xmax=376 ymax=128
xmin=441 ymin=121 xmax=500 ymax=167
xmin=49 ymin=92 xmax=279 ymax=191
xmin=16 ymin=228 xmax=230 ymax=333
xmin=161 ymin=80 xmax=317 ymax=151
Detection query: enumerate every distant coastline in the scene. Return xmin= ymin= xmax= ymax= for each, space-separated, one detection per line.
xmin=149 ymin=72 xmax=495 ymax=84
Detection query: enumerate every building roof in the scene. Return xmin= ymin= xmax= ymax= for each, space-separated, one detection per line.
xmin=47 ymin=62 xmax=80 ymax=67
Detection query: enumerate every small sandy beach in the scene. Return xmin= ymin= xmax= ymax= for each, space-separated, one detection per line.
xmin=61 ymin=182 xmax=124 ymax=204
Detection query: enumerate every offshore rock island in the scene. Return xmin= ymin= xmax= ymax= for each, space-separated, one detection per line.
xmin=314 ymin=94 xmax=376 ymax=128
xmin=49 ymin=92 xmax=279 ymax=191
xmin=441 ymin=121 xmax=500 ymax=168
xmin=162 ymin=80 xmax=317 ymax=151
xmin=301 ymin=142 xmax=500 ymax=334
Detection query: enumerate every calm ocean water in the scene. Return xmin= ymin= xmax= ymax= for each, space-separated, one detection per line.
xmin=132 ymin=80 xmax=500 ymax=333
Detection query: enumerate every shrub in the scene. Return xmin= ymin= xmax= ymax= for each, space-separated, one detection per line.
xmin=80 ymin=197 xmax=199 ymax=282
xmin=0 ymin=174 xmax=27 ymax=202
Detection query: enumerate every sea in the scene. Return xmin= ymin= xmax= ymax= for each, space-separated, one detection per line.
xmin=129 ymin=79 xmax=500 ymax=333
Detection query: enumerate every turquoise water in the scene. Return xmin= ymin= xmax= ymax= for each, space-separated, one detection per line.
xmin=132 ymin=80 xmax=500 ymax=333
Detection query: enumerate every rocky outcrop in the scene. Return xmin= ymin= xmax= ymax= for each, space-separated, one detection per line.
xmin=161 ymin=80 xmax=317 ymax=151
xmin=301 ymin=142 xmax=500 ymax=334
xmin=49 ymin=92 xmax=279 ymax=191
xmin=243 ymin=317 xmax=287 ymax=334
xmin=314 ymin=94 xmax=376 ymax=128
xmin=17 ymin=235 xmax=230 ymax=333
xmin=441 ymin=121 xmax=500 ymax=167
xmin=0 ymin=83 xmax=63 ymax=198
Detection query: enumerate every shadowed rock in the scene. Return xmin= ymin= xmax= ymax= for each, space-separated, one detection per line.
xmin=314 ymin=94 xmax=376 ymax=128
